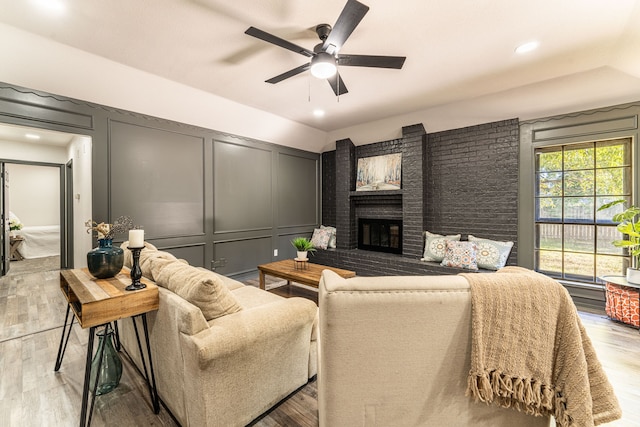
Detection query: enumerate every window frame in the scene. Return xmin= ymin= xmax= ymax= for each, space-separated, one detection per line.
xmin=533 ymin=138 xmax=633 ymax=285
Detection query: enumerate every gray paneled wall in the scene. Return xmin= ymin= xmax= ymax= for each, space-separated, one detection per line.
xmin=214 ymin=140 xmax=273 ymax=233
xmin=277 ymin=153 xmax=318 ymax=227
xmin=0 ymin=82 xmax=320 ymax=278
xmin=212 ymin=140 xmax=320 ymax=276
xmin=110 ymin=121 xmax=206 ymax=238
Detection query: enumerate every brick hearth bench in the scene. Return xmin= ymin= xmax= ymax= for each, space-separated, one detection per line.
xmin=311 ymin=248 xmax=498 ymax=277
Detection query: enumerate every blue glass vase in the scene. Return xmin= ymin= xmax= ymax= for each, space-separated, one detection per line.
xmin=87 ymin=239 xmax=124 ymax=279
xmin=89 ymin=326 xmax=123 ymax=395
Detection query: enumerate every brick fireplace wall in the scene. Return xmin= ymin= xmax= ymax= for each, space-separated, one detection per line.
xmin=316 ymin=118 xmax=519 ymax=276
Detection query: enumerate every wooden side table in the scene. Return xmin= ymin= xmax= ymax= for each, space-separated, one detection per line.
xmin=9 ymin=235 xmax=24 ymax=261
xmin=599 ymin=275 xmax=640 ymax=328
xmin=54 ymin=268 xmax=160 ymax=427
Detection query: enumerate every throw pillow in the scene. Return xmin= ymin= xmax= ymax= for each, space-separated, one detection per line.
xmin=148 ymin=255 xmax=187 ymax=281
xmin=440 ymin=240 xmax=479 ymax=270
xmin=155 ymin=261 xmax=242 ymax=321
xmin=121 ymin=241 xmax=159 ymax=268
xmin=421 ymin=231 xmax=461 ymax=262
xmin=311 ymin=228 xmax=332 ymax=250
xmin=138 ymin=250 xmax=173 ymax=280
xmin=321 ymin=225 xmax=337 ymax=248
xmin=468 ymin=235 xmax=514 ymax=270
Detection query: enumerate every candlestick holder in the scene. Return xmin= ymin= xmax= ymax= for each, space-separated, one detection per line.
xmin=125 ymin=246 xmax=146 ymax=291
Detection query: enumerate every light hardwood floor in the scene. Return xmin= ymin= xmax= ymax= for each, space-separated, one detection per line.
xmin=1 ymin=265 xmax=638 ymax=426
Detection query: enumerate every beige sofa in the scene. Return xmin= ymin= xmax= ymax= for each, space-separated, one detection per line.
xmin=117 ymin=244 xmax=318 ymax=427
xmin=318 ymin=270 xmax=551 ymax=427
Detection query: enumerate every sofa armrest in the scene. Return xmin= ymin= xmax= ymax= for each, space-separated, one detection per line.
xmin=317 ymin=270 xmax=550 ymax=427
xmin=186 ymin=297 xmax=317 ymax=367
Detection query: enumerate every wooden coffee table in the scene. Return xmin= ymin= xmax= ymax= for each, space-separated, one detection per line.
xmin=257 ymin=259 xmax=355 ymax=290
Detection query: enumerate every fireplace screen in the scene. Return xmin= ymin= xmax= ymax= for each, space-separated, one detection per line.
xmin=358 ymin=218 xmax=402 ymax=254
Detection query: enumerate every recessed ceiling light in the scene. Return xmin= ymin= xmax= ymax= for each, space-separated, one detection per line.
xmin=515 ymin=41 xmax=539 ymax=54
xmin=25 ymin=133 xmax=41 ymax=140
xmin=313 ymin=109 xmax=325 ymax=118
xmin=31 ymin=0 xmax=66 ymax=14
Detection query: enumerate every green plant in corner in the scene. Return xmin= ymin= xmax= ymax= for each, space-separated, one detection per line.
xmin=597 ymin=199 xmax=640 ymax=270
xmin=291 ymin=237 xmax=316 ymax=254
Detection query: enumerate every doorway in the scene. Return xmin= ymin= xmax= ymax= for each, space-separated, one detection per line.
xmin=2 ymin=162 xmax=63 ymax=276
xmin=0 ymin=123 xmax=92 ymax=277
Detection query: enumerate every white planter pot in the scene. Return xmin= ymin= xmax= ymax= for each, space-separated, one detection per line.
xmin=296 ymin=251 xmax=308 ymax=260
xmin=626 ymin=267 xmax=640 ymax=284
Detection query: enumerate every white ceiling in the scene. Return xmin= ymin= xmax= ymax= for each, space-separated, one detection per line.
xmin=0 ymin=123 xmax=75 ymax=147
xmin=1 ymin=0 xmax=640 ymax=136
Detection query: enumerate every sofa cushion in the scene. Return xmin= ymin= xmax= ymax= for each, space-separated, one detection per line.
xmin=230 ymin=285 xmax=286 ymax=309
xmin=155 ymin=261 xmax=243 ymax=320
xmin=468 ymin=235 xmax=514 ymax=270
xmin=440 ymin=240 xmax=478 ymax=270
xmin=422 ymin=231 xmax=461 ymax=262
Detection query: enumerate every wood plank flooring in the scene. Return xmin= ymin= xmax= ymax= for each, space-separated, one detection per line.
xmin=1 ymin=265 xmax=639 ymax=426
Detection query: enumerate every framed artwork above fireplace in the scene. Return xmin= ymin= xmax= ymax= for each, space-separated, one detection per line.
xmin=356 ymin=153 xmax=402 ymax=191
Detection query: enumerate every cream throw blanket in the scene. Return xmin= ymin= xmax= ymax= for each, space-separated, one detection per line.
xmin=461 ymin=266 xmax=621 ymax=426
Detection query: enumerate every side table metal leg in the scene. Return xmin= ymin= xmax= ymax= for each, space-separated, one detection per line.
xmin=54 ymin=303 xmax=74 ymax=371
xmin=113 ymin=320 xmax=121 ymax=351
xmin=79 ymin=325 xmax=97 ymax=427
xmin=132 ymin=315 xmax=160 ymax=413
xmin=141 ymin=314 xmax=160 ymax=413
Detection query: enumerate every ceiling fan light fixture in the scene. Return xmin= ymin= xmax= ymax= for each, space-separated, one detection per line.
xmin=310 ymin=52 xmax=337 ymax=79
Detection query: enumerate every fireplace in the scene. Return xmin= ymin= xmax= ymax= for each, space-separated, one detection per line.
xmin=358 ymin=218 xmax=402 ymax=254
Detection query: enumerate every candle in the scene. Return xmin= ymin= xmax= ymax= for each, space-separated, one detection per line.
xmin=129 ymin=229 xmax=144 ymax=248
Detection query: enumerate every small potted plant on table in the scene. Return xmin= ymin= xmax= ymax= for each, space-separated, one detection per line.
xmin=598 ymin=199 xmax=640 ymax=284
xmin=291 ymin=237 xmax=316 ymax=260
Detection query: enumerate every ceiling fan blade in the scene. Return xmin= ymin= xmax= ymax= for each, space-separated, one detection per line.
xmin=322 ymin=0 xmax=369 ymax=54
xmin=266 ymin=63 xmax=311 ymax=84
xmin=338 ymin=54 xmax=406 ymax=69
xmin=245 ymin=26 xmax=314 ymax=57
xmin=327 ymin=72 xmax=349 ymax=96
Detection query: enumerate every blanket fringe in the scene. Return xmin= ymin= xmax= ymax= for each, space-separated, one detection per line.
xmin=467 ymin=370 xmax=571 ymax=424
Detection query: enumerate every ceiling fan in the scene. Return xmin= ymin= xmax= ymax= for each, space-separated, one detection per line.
xmin=244 ymin=0 xmax=406 ymax=96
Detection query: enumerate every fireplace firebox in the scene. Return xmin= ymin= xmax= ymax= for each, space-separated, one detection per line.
xmin=358 ymin=218 xmax=402 ymax=254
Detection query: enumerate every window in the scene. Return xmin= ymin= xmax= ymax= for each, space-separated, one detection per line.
xmin=534 ymin=138 xmax=632 ymax=283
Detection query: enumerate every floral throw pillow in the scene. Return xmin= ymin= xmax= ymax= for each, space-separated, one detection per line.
xmin=311 ymin=228 xmax=332 ymax=250
xmin=468 ymin=235 xmax=514 ymax=270
xmin=440 ymin=240 xmax=479 ymax=270
xmin=321 ymin=225 xmax=337 ymax=248
xmin=421 ymin=231 xmax=461 ymax=262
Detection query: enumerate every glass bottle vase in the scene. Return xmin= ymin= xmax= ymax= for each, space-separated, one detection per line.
xmin=89 ymin=326 xmax=123 ymax=396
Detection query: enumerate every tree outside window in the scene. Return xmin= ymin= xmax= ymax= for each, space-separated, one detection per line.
xmin=534 ymin=138 xmax=632 ymax=284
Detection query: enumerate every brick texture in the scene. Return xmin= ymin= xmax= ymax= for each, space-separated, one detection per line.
xmin=320 ymin=119 xmax=519 ymax=276
xmin=425 ymin=119 xmax=519 ymax=265
xmin=321 ymin=150 xmax=336 ymax=227
xmin=335 ymin=139 xmax=356 ymax=249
